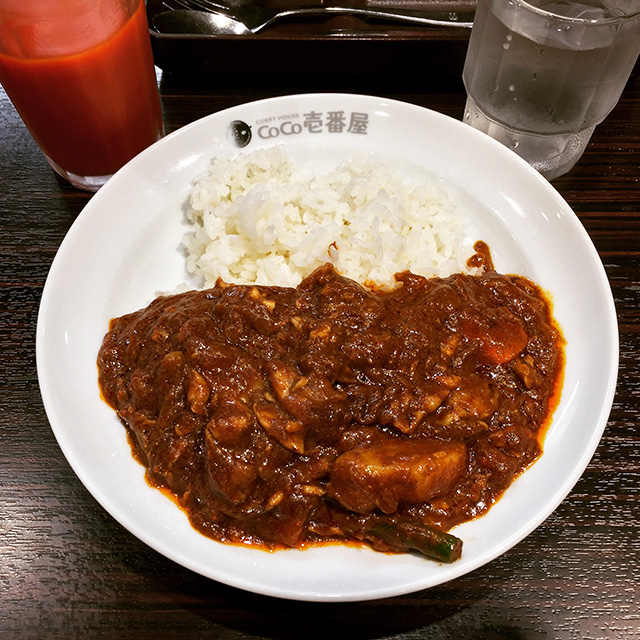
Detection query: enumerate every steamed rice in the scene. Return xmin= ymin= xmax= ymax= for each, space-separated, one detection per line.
xmin=184 ymin=146 xmax=474 ymax=288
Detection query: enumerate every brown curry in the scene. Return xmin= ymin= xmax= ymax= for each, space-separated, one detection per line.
xmin=97 ymin=246 xmax=563 ymax=562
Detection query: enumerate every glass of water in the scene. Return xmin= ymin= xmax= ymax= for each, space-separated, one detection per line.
xmin=462 ymin=0 xmax=640 ymax=180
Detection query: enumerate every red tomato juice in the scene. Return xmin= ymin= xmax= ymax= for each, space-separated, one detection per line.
xmin=0 ymin=1 xmax=163 ymax=177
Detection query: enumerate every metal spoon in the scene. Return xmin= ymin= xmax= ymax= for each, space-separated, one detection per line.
xmin=152 ymin=7 xmax=474 ymax=36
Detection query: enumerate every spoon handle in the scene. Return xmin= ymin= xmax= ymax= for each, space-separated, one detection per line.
xmin=153 ymin=7 xmax=474 ymax=36
xmin=275 ymin=5 xmax=474 ymax=29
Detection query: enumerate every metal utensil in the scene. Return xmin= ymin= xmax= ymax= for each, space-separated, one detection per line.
xmin=154 ymin=1 xmax=474 ymax=35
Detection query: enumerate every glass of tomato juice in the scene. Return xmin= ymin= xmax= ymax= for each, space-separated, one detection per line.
xmin=0 ymin=0 xmax=164 ymax=191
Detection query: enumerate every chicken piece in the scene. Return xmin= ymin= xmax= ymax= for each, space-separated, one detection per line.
xmin=431 ymin=375 xmax=498 ymax=438
xmin=253 ymin=398 xmax=307 ymax=454
xmin=204 ymin=430 xmax=257 ymax=505
xmin=250 ymin=488 xmax=323 ymax=548
xmin=266 ymin=360 xmax=348 ymax=424
xmin=327 ymin=439 xmax=467 ymax=514
xmin=187 ymin=369 xmax=210 ymax=416
xmin=206 ymin=397 xmax=252 ymax=447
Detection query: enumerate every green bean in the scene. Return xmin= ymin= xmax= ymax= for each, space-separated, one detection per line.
xmin=367 ymin=518 xmax=463 ymax=563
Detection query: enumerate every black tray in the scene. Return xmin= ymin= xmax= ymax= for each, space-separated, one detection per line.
xmin=147 ymin=0 xmax=475 ymax=87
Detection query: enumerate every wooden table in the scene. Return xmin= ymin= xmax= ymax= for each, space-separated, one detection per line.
xmin=1 ymin=65 xmax=639 ymax=638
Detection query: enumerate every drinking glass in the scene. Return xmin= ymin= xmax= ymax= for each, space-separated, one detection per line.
xmin=462 ymin=0 xmax=640 ymax=180
xmin=0 ymin=0 xmax=164 ymax=191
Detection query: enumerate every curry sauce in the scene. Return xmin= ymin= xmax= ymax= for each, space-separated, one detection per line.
xmin=97 ymin=258 xmax=563 ymax=562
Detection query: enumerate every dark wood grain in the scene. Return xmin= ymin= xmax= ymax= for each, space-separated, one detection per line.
xmin=1 ymin=64 xmax=639 ymax=639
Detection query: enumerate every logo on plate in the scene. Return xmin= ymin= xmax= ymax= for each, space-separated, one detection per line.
xmin=227 ymin=111 xmax=371 ymax=148
xmin=227 ymin=120 xmax=252 ymax=148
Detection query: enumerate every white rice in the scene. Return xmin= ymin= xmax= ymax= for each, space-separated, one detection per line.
xmin=184 ymin=146 xmax=474 ymax=289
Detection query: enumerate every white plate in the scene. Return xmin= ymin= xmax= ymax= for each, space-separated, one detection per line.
xmin=36 ymin=93 xmax=618 ymax=602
